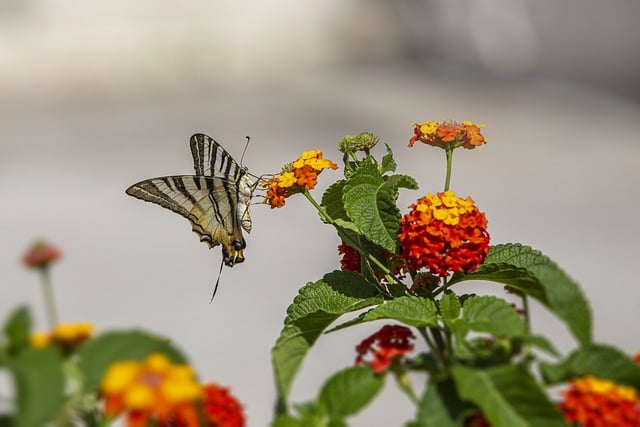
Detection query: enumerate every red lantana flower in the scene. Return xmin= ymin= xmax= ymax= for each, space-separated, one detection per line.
xmin=338 ymin=241 xmax=361 ymax=272
xmin=22 ymin=240 xmax=62 ymax=269
xmin=559 ymin=376 xmax=640 ymax=426
xmin=399 ymin=191 xmax=490 ymax=277
xmin=355 ymin=325 xmax=415 ymax=374
xmin=202 ymin=383 xmax=245 ymax=427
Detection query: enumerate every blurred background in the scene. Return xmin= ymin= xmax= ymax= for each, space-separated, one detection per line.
xmin=1 ymin=0 xmax=639 ymax=425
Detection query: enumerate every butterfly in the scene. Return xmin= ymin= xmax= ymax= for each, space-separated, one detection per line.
xmin=126 ymin=133 xmax=258 ymax=269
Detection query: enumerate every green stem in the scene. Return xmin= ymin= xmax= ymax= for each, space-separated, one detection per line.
xmin=521 ymin=294 xmax=533 ymax=362
xmin=393 ymin=369 xmax=418 ymax=404
xmin=40 ymin=266 xmax=59 ymax=328
xmin=444 ymin=147 xmax=453 ymax=191
xmin=302 ymin=190 xmax=402 ymax=295
xmin=431 ymin=275 xmax=449 ymax=297
xmin=418 ymin=327 xmax=446 ymax=371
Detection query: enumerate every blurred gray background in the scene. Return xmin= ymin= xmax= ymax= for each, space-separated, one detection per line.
xmin=1 ymin=1 xmax=639 ymax=425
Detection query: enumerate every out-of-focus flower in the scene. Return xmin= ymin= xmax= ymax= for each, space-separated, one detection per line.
xmin=559 ymin=376 xmax=640 ymax=426
xmin=22 ymin=240 xmax=62 ymax=269
xmin=31 ymin=322 xmax=94 ymax=352
xmin=355 ymin=325 xmax=415 ymax=374
xmin=337 ymin=241 xmax=406 ymax=282
xmin=101 ymin=353 xmax=202 ymax=427
xmin=634 ymin=351 xmax=640 ymax=365
xmin=263 ymin=150 xmax=338 ymax=208
xmin=409 ymin=120 xmax=486 ymax=150
xmin=399 ymin=191 xmax=490 ymax=277
xmin=203 ymin=383 xmax=246 ymax=427
xmin=338 ymin=132 xmax=379 ymax=153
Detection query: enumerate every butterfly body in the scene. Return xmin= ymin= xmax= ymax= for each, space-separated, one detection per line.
xmin=126 ymin=134 xmax=255 ymax=266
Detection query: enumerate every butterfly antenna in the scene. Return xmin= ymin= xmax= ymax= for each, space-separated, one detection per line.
xmin=210 ymin=259 xmax=225 ymax=303
xmin=240 ymin=136 xmax=251 ymax=168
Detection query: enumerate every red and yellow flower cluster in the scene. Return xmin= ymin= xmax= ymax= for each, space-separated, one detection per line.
xmin=263 ymin=150 xmax=338 ymax=208
xmin=409 ymin=120 xmax=486 ymax=150
xmin=398 ymin=191 xmax=490 ymax=277
xmin=559 ymin=376 xmax=640 ymax=426
xmin=355 ymin=325 xmax=415 ymax=374
xmin=22 ymin=240 xmax=62 ymax=269
xmin=100 ymin=353 xmax=245 ymax=427
xmin=31 ymin=322 xmax=94 ymax=352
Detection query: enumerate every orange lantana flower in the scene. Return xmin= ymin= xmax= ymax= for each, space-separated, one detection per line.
xmin=559 ymin=376 xmax=640 ymax=426
xmin=399 ymin=191 xmax=490 ymax=277
xmin=409 ymin=120 xmax=486 ymax=150
xmin=22 ymin=240 xmax=62 ymax=269
xmin=263 ymin=150 xmax=337 ymax=208
xmin=203 ymin=383 xmax=246 ymax=427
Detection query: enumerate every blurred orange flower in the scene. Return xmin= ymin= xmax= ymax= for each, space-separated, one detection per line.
xmin=559 ymin=376 xmax=640 ymax=426
xmin=31 ymin=322 xmax=94 ymax=352
xmin=101 ymin=353 xmax=202 ymax=427
xmin=202 ymin=383 xmax=246 ymax=427
xmin=355 ymin=325 xmax=415 ymax=374
xmin=22 ymin=240 xmax=62 ymax=269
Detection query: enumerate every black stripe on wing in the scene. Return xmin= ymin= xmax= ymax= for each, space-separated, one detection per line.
xmin=190 ymin=133 xmax=242 ymax=179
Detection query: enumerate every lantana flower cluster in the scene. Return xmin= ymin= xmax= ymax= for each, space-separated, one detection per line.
xmin=100 ymin=353 xmax=245 ymax=427
xmin=398 ymin=191 xmax=490 ymax=277
xmin=263 ymin=150 xmax=338 ymax=208
xmin=355 ymin=325 xmax=415 ymax=374
xmin=409 ymin=120 xmax=486 ymax=150
xmin=559 ymin=376 xmax=640 ymax=426
xmin=22 ymin=240 xmax=62 ymax=269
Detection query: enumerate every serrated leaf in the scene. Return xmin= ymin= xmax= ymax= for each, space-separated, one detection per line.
xmin=450 ymin=263 xmax=546 ymax=302
xmin=272 ymin=271 xmax=384 ymax=410
xmin=385 ymin=174 xmax=419 ymax=190
xmin=9 ymin=347 xmax=65 ymax=427
xmin=380 ymin=144 xmax=397 ymax=173
xmin=462 ymin=296 xmax=526 ymax=338
xmin=439 ymin=293 xmax=461 ymax=324
xmin=77 ymin=330 xmax=187 ymax=392
xmin=343 ymin=161 xmax=400 ymax=252
xmin=451 ymin=365 xmax=569 ymax=427
xmin=411 ymin=377 xmax=471 ymax=427
xmin=453 ymin=244 xmax=592 ymax=346
xmin=540 ymin=344 xmax=640 ymax=389
xmin=330 ymin=296 xmax=438 ymax=331
xmin=318 ymin=366 xmax=384 ymax=418
xmin=321 ymin=180 xmax=348 ymax=222
xmin=3 ymin=307 xmax=31 ymax=353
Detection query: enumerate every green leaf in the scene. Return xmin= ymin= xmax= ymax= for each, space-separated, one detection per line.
xmin=0 ymin=415 xmax=13 ymax=427
xmin=270 ymin=415 xmax=303 ymax=427
xmin=330 ymin=296 xmax=438 ymax=331
xmin=411 ymin=377 xmax=471 ymax=427
xmin=454 ymin=244 xmax=592 ymax=346
xmin=439 ymin=293 xmax=461 ymax=324
xmin=451 ymin=364 xmax=569 ymax=427
xmin=523 ymin=335 xmax=560 ymax=358
xmin=76 ymin=330 xmax=187 ymax=392
xmin=462 ymin=296 xmax=526 ymax=338
xmin=385 ymin=174 xmax=419 ymax=191
xmin=380 ymin=144 xmax=397 ymax=173
xmin=321 ymin=180 xmax=348 ymax=222
xmin=343 ymin=161 xmax=400 ymax=252
xmin=450 ymin=263 xmax=546 ymax=302
xmin=318 ymin=366 xmax=384 ymax=418
xmin=272 ymin=271 xmax=383 ymax=409
xmin=540 ymin=344 xmax=640 ymax=389
xmin=3 ymin=307 xmax=32 ymax=354
xmin=9 ymin=347 xmax=65 ymax=427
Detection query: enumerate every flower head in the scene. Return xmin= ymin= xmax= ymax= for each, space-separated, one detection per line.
xmin=101 ymin=353 xmax=202 ymax=427
xmin=355 ymin=325 xmax=415 ymax=374
xmin=399 ymin=191 xmax=490 ymax=277
xmin=409 ymin=120 xmax=486 ymax=150
xmin=203 ymin=383 xmax=246 ymax=427
xmin=263 ymin=150 xmax=337 ymax=208
xmin=338 ymin=132 xmax=379 ymax=153
xmin=559 ymin=376 xmax=640 ymax=426
xmin=31 ymin=322 xmax=94 ymax=353
xmin=22 ymin=240 xmax=62 ymax=269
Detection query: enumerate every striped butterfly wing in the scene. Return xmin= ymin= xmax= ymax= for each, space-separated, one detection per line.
xmin=190 ymin=133 xmax=253 ymax=233
xmin=126 ymin=134 xmax=255 ymax=266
